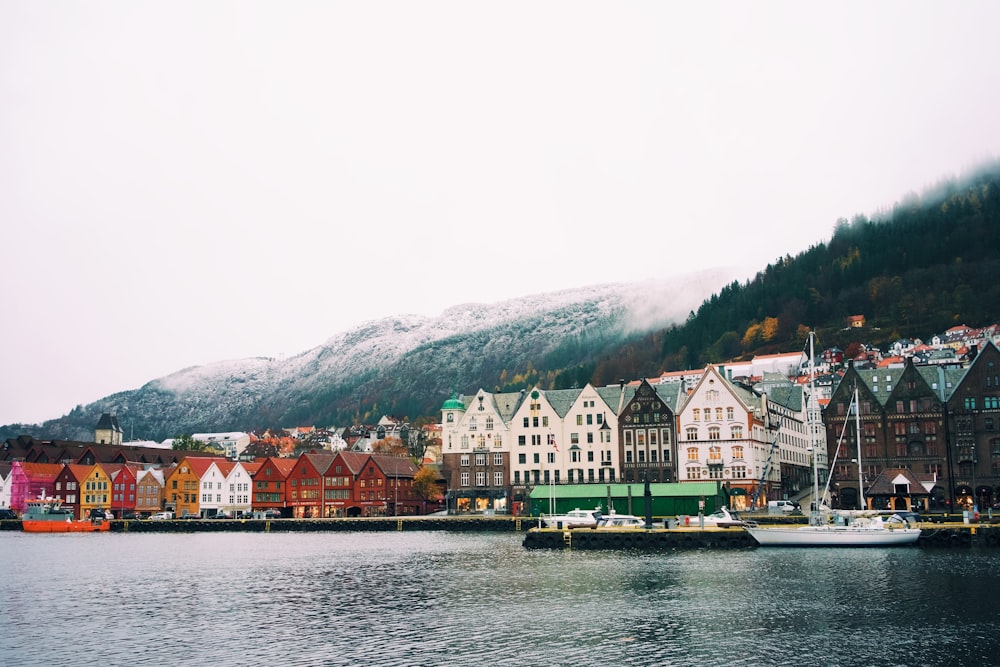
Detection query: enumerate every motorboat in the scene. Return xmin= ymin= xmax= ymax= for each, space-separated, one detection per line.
xmin=21 ymin=497 xmax=111 ymax=533
xmin=699 ymin=506 xmax=746 ymax=528
xmin=541 ymin=507 xmax=603 ymax=528
xmin=596 ymin=513 xmax=646 ymax=529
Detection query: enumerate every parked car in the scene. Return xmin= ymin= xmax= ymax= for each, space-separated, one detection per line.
xmin=0 ymin=508 xmax=18 ymax=520
xmin=150 ymin=511 xmax=173 ymax=520
xmin=263 ymin=509 xmax=282 ymax=519
xmin=767 ymin=500 xmax=800 ymax=513
xmin=211 ymin=512 xmax=231 ymax=519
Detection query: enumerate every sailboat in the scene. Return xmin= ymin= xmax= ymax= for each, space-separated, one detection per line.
xmin=745 ymin=333 xmax=921 ymax=547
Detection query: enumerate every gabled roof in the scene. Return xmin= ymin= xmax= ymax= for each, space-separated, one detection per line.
xmin=300 ymin=452 xmax=337 ymax=475
xmin=866 ymin=468 xmax=932 ymax=497
xmin=333 ymin=451 xmax=370 ymax=476
xmin=369 ymin=454 xmax=418 ymax=479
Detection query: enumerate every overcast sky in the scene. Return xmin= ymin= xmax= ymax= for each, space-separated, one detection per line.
xmin=2 ymin=2 xmax=999 ymax=426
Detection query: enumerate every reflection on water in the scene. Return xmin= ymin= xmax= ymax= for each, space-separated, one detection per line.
xmin=2 ymin=531 xmax=1000 ymax=666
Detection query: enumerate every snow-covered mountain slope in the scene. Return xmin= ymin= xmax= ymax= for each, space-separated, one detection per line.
xmin=11 ymin=271 xmax=732 ymax=441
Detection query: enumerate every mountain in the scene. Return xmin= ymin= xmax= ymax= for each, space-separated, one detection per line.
xmin=2 ymin=270 xmax=735 ymax=442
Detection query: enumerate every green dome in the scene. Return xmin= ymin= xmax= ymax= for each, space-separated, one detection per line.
xmin=441 ymin=392 xmax=465 ymax=411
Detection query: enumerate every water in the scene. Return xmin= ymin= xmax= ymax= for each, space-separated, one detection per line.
xmin=2 ymin=531 xmax=999 ymax=666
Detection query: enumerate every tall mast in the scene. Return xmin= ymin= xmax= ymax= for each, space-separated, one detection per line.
xmin=854 ymin=385 xmax=865 ymax=510
xmin=809 ymin=332 xmax=820 ymax=518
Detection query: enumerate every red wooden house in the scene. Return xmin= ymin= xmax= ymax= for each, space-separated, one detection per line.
xmin=54 ymin=463 xmax=95 ymax=519
xmin=326 ymin=451 xmax=370 ymax=517
xmin=369 ymin=454 xmax=420 ymax=516
xmin=251 ymin=457 xmax=296 ymax=517
xmin=287 ymin=452 xmax=336 ymax=518
xmin=108 ymin=464 xmax=140 ymax=518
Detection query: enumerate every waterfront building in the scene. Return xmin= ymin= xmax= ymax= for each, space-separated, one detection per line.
xmin=108 ymin=463 xmax=140 ymax=519
xmin=946 ymin=341 xmax=1000 ymax=510
xmin=617 ymin=379 xmax=679 ymax=484
xmin=288 ymin=452 xmax=336 ymax=518
xmin=8 ymin=461 xmax=62 ymax=513
xmin=197 ymin=459 xmax=235 ymax=517
xmin=440 ymin=389 xmax=517 ymax=514
xmin=135 ymin=467 xmax=167 ymax=516
xmin=78 ymin=463 xmax=113 ymax=519
xmin=366 ymin=454 xmax=420 ymax=516
xmin=673 ymin=365 xmax=812 ymax=510
xmin=250 ymin=457 xmax=296 ymax=517
xmin=54 ymin=463 xmax=94 ymax=519
xmin=0 ymin=462 xmax=11 ymax=510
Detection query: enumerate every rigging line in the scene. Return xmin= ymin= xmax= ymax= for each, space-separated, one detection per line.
xmin=821 ymin=388 xmax=858 ymax=503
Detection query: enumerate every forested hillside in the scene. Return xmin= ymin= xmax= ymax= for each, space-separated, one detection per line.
xmin=582 ymin=163 xmax=1000 ymax=385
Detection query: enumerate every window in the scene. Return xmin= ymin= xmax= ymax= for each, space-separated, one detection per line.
xmin=708 ymin=426 xmax=720 ymax=440
xmin=693 ymin=409 xmax=700 ymax=421
xmin=715 ymin=408 xmax=723 ymax=421
xmin=518 ymin=453 xmax=526 ymax=464
xmin=518 ymin=435 xmax=526 ymax=446
xmin=732 ymin=445 xmax=744 ymax=459
xmin=460 ymin=472 xmax=470 ymax=487
xmin=476 ymin=472 xmax=486 ymax=486
xmin=475 ymin=454 xmax=486 ymax=466
xmin=460 ymin=455 xmax=469 ymax=466
xmin=686 ymin=427 xmax=698 ymax=441
xmin=494 ymin=471 xmax=503 ymax=486
xmin=485 ymin=417 xmax=493 ymax=430
xmin=571 ymin=433 xmax=580 ymax=444
xmin=686 ymin=447 xmax=699 ymax=461
xmin=708 ymin=446 xmax=721 ymax=462
xmin=726 ymin=407 xmax=734 ymax=421
xmin=493 ymin=453 xmax=503 ymax=465
xmin=731 ymin=425 xmax=743 ymax=439
xmin=542 ymin=416 xmax=549 ymax=427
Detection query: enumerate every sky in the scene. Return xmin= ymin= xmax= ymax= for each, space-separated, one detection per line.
xmin=2 ymin=2 xmax=1000 ymax=426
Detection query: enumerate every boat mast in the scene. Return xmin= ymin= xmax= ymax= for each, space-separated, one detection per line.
xmin=854 ymin=385 xmax=865 ymax=510
xmin=809 ymin=331 xmax=820 ymax=520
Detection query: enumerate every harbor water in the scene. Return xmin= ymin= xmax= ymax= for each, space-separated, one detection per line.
xmin=2 ymin=530 xmax=999 ymax=666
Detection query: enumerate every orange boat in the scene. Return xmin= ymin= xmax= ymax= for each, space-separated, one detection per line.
xmin=21 ymin=497 xmax=110 ymax=533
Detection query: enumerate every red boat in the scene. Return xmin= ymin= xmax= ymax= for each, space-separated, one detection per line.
xmin=21 ymin=497 xmax=110 ymax=533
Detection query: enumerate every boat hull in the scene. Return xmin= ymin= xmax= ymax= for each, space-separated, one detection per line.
xmin=746 ymin=526 xmax=920 ymax=546
xmin=22 ymin=520 xmax=111 ymax=533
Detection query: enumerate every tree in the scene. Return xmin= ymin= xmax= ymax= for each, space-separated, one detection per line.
xmin=372 ymin=436 xmax=408 ymax=457
xmin=172 ymin=434 xmax=209 ymax=452
xmin=412 ymin=466 xmax=443 ymax=503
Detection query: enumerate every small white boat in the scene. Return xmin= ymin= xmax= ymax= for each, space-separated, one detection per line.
xmin=596 ymin=513 xmax=646 ymax=529
xmin=699 ymin=506 xmax=746 ymax=528
xmin=541 ymin=507 xmax=603 ymax=528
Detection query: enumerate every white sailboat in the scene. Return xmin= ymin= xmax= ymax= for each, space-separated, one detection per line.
xmin=746 ymin=333 xmax=921 ymax=547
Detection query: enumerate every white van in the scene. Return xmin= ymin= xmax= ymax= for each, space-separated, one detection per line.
xmin=768 ymin=500 xmax=798 ymax=513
